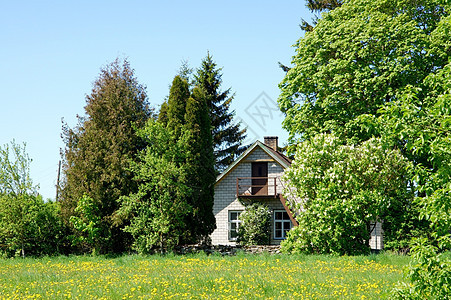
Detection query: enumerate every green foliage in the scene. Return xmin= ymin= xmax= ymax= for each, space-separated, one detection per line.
xmin=0 ymin=141 xmax=37 ymax=257
xmin=0 ymin=140 xmax=36 ymax=197
xmin=279 ymin=0 xmax=448 ymax=145
xmin=237 ymin=203 xmax=271 ymax=246
xmin=183 ymin=87 xmax=216 ymax=243
xmin=158 ymin=100 xmax=169 ymax=125
xmin=387 ymin=38 xmax=451 ymax=299
xmin=0 ymin=141 xmax=66 ymax=257
xmin=70 ymin=195 xmax=102 ymax=255
xmin=0 ymin=195 xmax=68 ymax=258
xmin=392 ymin=239 xmax=451 ymax=299
xmin=279 ymin=0 xmax=450 ymax=293
xmin=194 ymin=53 xmax=247 ymax=172
xmin=167 ymin=75 xmax=190 ymax=135
xmin=32 ymin=200 xmax=70 ymax=256
xmin=282 ymin=134 xmax=411 ymax=255
xmin=60 ymin=58 xmax=152 ymax=253
xmin=117 ymin=120 xmax=192 ymax=253
xmin=300 ymin=0 xmax=343 ymax=32
xmin=280 ymin=226 xmax=303 ymax=254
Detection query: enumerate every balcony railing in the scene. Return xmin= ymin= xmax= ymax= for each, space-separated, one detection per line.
xmin=236 ymin=177 xmax=279 ymax=197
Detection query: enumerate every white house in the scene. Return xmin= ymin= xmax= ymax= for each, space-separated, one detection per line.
xmin=210 ymin=136 xmax=384 ymax=250
xmin=210 ymin=136 xmax=297 ymax=245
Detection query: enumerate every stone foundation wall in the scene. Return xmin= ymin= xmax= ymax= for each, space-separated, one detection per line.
xmin=175 ymin=244 xmax=281 ymax=256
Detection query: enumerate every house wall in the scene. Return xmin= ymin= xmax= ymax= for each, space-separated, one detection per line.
xmin=211 ymin=147 xmax=287 ymax=245
xmin=369 ymin=221 xmax=384 ymax=250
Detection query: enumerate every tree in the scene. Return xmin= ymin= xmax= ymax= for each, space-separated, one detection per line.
xmin=279 ymin=0 xmax=448 ymax=145
xmin=300 ymin=0 xmax=343 ymax=32
xmin=385 ymin=49 xmax=451 ymax=299
xmin=279 ymin=0 xmax=449 ymax=293
xmin=166 ymin=75 xmax=190 ymax=134
xmin=183 ymin=87 xmax=216 ymax=243
xmin=0 ymin=141 xmax=66 ymax=257
xmin=279 ymin=0 xmax=343 ymax=72
xmin=194 ymin=53 xmax=247 ymax=172
xmin=281 ymin=134 xmax=411 ymax=255
xmin=60 ymin=58 xmax=152 ymax=253
xmin=0 ymin=141 xmax=38 ymax=257
xmin=117 ymin=120 xmax=192 ymax=253
xmin=158 ymin=100 xmax=169 ymax=125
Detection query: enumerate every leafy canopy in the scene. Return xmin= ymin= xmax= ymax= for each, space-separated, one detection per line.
xmin=279 ymin=0 xmax=448 ymax=145
xmin=117 ymin=120 xmax=192 ymax=253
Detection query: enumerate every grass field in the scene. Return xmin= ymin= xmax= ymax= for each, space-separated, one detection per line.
xmin=0 ymin=252 xmax=410 ymax=299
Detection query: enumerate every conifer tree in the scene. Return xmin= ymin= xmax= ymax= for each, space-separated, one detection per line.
xmin=158 ymin=101 xmax=169 ymax=125
xmin=183 ymin=87 xmax=216 ymax=242
xmin=60 ymin=58 xmax=152 ymax=253
xmin=166 ymin=76 xmax=190 ymax=135
xmin=194 ymin=53 xmax=247 ymax=172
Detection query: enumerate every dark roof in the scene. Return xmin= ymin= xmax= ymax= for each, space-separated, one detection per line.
xmin=261 ymin=143 xmax=292 ymax=166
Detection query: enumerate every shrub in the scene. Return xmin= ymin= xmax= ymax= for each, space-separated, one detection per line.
xmin=237 ymin=203 xmax=271 ymax=245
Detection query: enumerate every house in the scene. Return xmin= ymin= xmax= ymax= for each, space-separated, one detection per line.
xmin=210 ymin=136 xmax=297 ymax=245
xmin=210 ymin=136 xmax=384 ymax=250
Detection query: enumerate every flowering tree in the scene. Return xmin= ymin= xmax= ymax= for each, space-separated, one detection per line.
xmin=282 ymin=134 xmax=411 ymax=255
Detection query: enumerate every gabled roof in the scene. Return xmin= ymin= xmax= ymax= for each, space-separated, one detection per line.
xmin=216 ymin=140 xmax=291 ymax=184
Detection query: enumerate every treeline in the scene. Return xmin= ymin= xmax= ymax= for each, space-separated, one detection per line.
xmin=0 ymin=53 xmax=246 ymax=257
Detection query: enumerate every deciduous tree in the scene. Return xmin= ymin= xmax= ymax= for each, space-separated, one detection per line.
xmin=117 ymin=120 xmax=192 ymax=253
xmin=282 ymin=134 xmax=411 ymax=255
xmin=279 ymin=0 xmax=448 ymax=145
xmin=0 ymin=141 xmax=65 ymax=257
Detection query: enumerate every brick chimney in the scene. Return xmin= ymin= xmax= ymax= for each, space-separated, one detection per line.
xmin=264 ymin=136 xmax=278 ymax=151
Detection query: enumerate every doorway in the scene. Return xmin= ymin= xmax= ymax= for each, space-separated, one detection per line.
xmin=252 ymin=162 xmax=268 ymax=195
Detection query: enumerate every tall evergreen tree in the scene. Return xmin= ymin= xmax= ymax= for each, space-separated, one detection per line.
xmin=183 ymin=87 xmax=216 ymax=242
xmin=166 ymin=76 xmax=190 ymax=135
xmin=194 ymin=53 xmax=247 ymax=172
xmin=60 ymin=58 xmax=152 ymax=253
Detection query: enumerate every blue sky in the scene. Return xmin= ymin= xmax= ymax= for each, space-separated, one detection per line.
xmin=0 ymin=1 xmax=310 ymax=200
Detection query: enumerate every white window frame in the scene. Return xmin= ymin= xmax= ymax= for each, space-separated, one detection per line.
xmin=274 ymin=210 xmax=292 ymax=240
xmin=228 ymin=211 xmax=242 ymax=241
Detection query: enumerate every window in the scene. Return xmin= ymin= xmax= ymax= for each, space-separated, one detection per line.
xmin=274 ymin=210 xmax=292 ymax=239
xmin=228 ymin=211 xmax=242 ymax=241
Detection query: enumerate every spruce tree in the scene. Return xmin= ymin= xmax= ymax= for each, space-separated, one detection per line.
xmin=60 ymin=58 xmax=152 ymax=253
xmin=183 ymin=87 xmax=216 ymax=242
xmin=194 ymin=53 xmax=247 ymax=172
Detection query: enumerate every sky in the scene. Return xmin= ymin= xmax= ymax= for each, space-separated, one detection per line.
xmin=0 ymin=1 xmax=311 ymax=200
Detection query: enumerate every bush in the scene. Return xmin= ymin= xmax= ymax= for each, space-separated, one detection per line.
xmin=237 ymin=203 xmax=271 ymax=245
xmin=0 ymin=194 xmax=67 ymax=257
xmin=391 ymin=238 xmax=451 ymax=299
xmin=282 ymin=134 xmax=412 ymax=255
xmin=280 ymin=226 xmax=303 ymax=254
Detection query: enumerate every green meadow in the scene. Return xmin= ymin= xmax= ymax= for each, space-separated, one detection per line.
xmin=0 ymin=252 xmax=410 ymax=299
